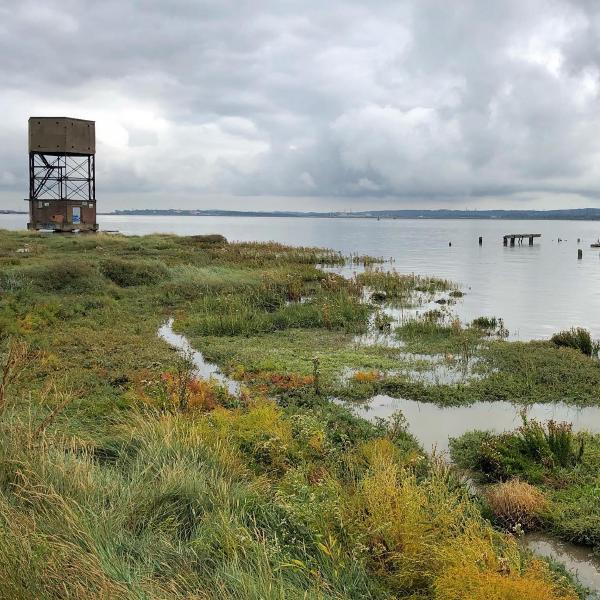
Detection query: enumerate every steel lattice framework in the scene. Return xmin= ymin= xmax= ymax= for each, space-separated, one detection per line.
xmin=29 ymin=153 xmax=95 ymax=202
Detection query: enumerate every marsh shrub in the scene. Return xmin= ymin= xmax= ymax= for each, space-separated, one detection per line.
xmin=23 ymin=259 xmax=103 ymax=293
xmin=449 ymin=289 xmax=464 ymax=298
xmin=485 ymin=479 xmax=548 ymax=530
xmin=450 ymin=420 xmax=583 ymax=483
xmin=185 ymin=289 xmax=369 ymax=337
xmin=471 ymin=316 xmax=498 ymax=330
xmin=551 ymin=327 xmax=594 ymax=356
xmin=183 ymin=234 xmax=228 ymax=248
xmin=100 ymin=258 xmax=169 ymax=287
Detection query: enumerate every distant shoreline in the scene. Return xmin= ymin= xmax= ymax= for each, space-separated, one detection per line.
xmin=102 ymin=208 xmax=600 ymax=220
xmin=4 ymin=208 xmax=600 ymax=221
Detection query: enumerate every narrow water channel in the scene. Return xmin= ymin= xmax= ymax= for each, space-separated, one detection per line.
xmin=157 ymin=318 xmax=241 ymax=396
xmin=524 ymin=533 xmax=600 ymax=598
xmin=158 ymin=319 xmax=600 ymax=596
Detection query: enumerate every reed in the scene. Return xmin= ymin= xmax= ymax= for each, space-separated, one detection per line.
xmin=551 ymin=327 xmax=595 ymax=357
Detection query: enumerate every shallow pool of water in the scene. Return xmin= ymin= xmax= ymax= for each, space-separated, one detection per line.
xmin=343 ymin=395 xmax=600 ymax=455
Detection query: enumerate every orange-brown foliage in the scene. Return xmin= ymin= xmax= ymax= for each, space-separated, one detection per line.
xmin=161 ymin=372 xmax=219 ymax=411
xmin=240 ymin=370 xmax=315 ymax=392
xmin=352 ymin=370 xmax=381 ymax=383
xmin=485 ymin=478 xmax=549 ymax=530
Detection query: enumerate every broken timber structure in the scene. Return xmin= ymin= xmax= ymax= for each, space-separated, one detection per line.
xmin=503 ymin=234 xmax=541 ymax=246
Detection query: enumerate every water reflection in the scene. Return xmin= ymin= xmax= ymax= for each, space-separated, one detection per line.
xmin=158 ymin=319 xmax=241 ymax=396
xmin=524 ymin=533 xmax=600 ymax=598
xmin=343 ymin=395 xmax=600 ymax=455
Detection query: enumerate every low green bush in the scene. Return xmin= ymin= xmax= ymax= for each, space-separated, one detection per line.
xmin=100 ymin=258 xmax=170 ymax=287
xmin=182 ymin=234 xmax=228 ymax=248
xmin=472 ymin=316 xmax=498 ymax=330
xmin=551 ymin=327 xmax=594 ymax=357
xmin=21 ymin=259 xmax=104 ymax=293
xmin=450 ymin=419 xmax=584 ymax=484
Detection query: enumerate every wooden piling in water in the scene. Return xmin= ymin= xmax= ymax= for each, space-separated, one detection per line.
xmin=503 ymin=233 xmax=541 ymax=246
xmin=578 ymin=249 xmax=583 ymax=259
xmin=478 ymin=236 xmax=482 ymax=245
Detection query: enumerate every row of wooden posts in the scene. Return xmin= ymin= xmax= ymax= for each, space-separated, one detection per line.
xmin=449 ymin=234 xmax=589 ymax=259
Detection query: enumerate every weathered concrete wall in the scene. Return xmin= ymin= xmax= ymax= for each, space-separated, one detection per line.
xmin=29 ymin=117 xmax=95 ymax=155
xmin=28 ymin=200 xmax=97 ymax=231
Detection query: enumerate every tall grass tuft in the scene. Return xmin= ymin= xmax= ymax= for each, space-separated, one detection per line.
xmin=551 ymin=327 xmax=594 ymax=357
xmin=100 ymin=258 xmax=170 ymax=287
xmin=485 ymin=478 xmax=549 ymax=530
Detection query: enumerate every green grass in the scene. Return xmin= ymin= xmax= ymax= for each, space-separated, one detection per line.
xmin=356 ymin=269 xmax=454 ymax=304
xmin=0 ymin=230 xmax=589 ymax=598
xmin=450 ymin=423 xmax=600 ymax=553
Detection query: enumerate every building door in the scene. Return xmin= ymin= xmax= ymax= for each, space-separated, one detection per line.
xmin=72 ymin=206 xmax=81 ymax=224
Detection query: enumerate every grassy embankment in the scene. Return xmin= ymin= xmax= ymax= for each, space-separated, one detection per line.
xmin=451 ymin=418 xmax=600 ymax=556
xmin=0 ymin=229 xmax=584 ymax=598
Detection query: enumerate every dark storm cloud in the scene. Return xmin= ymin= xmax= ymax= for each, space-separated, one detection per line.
xmin=2 ymin=0 xmax=600 ymax=210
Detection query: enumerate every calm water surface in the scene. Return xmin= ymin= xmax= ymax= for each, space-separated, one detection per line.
xmin=345 ymin=395 xmax=600 ymax=455
xmin=3 ymin=212 xmax=600 ymax=339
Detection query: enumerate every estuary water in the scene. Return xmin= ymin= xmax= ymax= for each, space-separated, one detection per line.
xmin=3 ymin=212 xmax=599 ymax=340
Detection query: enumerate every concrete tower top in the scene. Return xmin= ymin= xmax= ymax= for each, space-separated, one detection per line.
xmin=28 ymin=117 xmax=95 ymax=155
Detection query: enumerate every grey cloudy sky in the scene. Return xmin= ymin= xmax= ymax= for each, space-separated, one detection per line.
xmin=2 ymin=0 xmax=600 ymax=211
